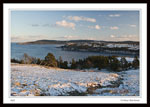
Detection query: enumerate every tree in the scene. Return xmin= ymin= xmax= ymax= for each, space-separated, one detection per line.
xmin=30 ymin=57 xmax=37 ymax=64
xmin=132 ymin=56 xmax=139 ymax=69
xmin=127 ymin=62 xmax=132 ymax=69
xmin=44 ymin=53 xmax=57 ymax=67
xmin=58 ymin=56 xmax=63 ymax=68
xmin=21 ymin=53 xmax=32 ymax=64
xmin=76 ymin=59 xmax=84 ymax=69
xmin=36 ymin=58 xmax=41 ymax=65
xmin=11 ymin=58 xmax=21 ymax=63
xmin=103 ymin=57 xmax=109 ymax=68
xmin=83 ymin=60 xmax=92 ymax=69
xmin=70 ymin=58 xmax=77 ymax=69
xmin=120 ymin=57 xmax=128 ymax=70
xmin=62 ymin=61 xmax=68 ymax=69
xmin=108 ymin=56 xmax=121 ymax=72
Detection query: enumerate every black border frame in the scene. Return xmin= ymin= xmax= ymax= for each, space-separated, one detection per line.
xmin=1 ymin=0 xmax=149 ymax=105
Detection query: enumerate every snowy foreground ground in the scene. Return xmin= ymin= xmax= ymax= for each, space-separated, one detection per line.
xmin=11 ymin=64 xmax=139 ymax=96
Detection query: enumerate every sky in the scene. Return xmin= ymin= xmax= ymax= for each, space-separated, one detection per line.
xmin=11 ymin=10 xmax=139 ymax=42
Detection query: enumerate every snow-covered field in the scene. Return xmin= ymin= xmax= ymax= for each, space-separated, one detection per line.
xmin=11 ymin=64 xmax=139 ymax=96
xmin=92 ymin=69 xmax=139 ymax=96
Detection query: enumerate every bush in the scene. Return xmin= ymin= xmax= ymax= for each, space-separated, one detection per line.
xmin=20 ymin=53 xmax=37 ymax=64
xmin=70 ymin=58 xmax=77 ymax=69
xmin=21 ymin=53 xmax=32 ymax=64
xmin=36 ymin=58 xmax=41 ymax=64
xmin=61 ymin=61 xmax=68 ymax=69
xmin=44 ymin=53 xmax=57 ymax=67
xmin=13 ymin=52 xmax=140 ymax=72
xmin=57 ymin=56 xmax=63 ymax=68
xmin=132 ymin=56 xmax=139 ymax=69
xmin=11 ymin=58 xmax=21 ymax=63
xmin=108 ymin=56 xmax=121 ymax=72
xmin=120 ymin=57 xmax=128 ymax=70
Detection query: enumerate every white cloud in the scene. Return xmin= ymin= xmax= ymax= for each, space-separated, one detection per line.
xmin=88 ymin=25 xmax=101 ymax=30
xmin=110 ymin=35 xmax=116 ymax=38
xmin=57 ymin=35 xmax=79 ymax=40
xmin=64 ymin=35 xmax=78 ymax=39
xmin=11 ymin=35 xmax=50 ymax=42
xmin=129 ymin=24 xmax=137 ymax=27
xmin=95 ymin=25 xmax=101 ymax=30
xmin=86 ymin=37 xmax=96 ymax=40
xmin=56 ymin=35 xmax=96 ymax=40
xmin=120 ymin=35 xmax=137 ymax=38
xmin=56 ymin=20 xmax=75 ymax=30
xmin=109 ymin=14 xmax=120 ymax=17
xmin=66 ymin=16 xmax=96 ymax=22
xmin=67 ymin=16 xmax=82 ymax=21
xmin=110 ymin=26 xmax=119 ymax=30
xmin=108 ymin=34 xmax=139 ymax=41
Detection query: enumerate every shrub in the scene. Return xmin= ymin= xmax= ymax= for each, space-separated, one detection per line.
xmin=62 ymin=61 xmax=68 ymax=69
xmin=44 ymin=53 xmax=57 ymax=67
xmin=108 ymin=56 xmax=121 ymax=72
xmin=57 ymin=56 xmax=63 ymax=68
xmin=132 ymin=56 xmax=139 ymax=69
xmin=21 ymin=53 xmax=32 ymax=64
xmin=70 ymin=58 xmax=77 ymax=69
xmin=11 ymin=58 xmax=21 ymax=63
xmin=120 ymin=57 xmax=128 ymax=70
xmin=36 ymin=58 xmax=41 ymax=65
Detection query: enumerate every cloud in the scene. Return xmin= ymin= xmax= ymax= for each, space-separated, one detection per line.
xmin=110 ymin=35 xmax=116 ymax=38
xmin=63 ymin=35 xmax=78 ymax=39
xmin=110 ymin=26 xmax=119 ymax=30
xmin=56 ymin=20 xmax=75 ymax=30
xmin=31 ymin=24 xmax=40 ymax=27
xmin=56 ymin=35 xmax=80 ymax=40
xmin=30 ymin=24 xmax=51 ymax=27
xmin=95 ymin=25 xmax=101 ymax=30
xmin=109 ymin=34 xmax=139 ymax=41
xmin=11 ymin=35 xmax=51 ymax=42
xmin=88 ymin=25 xmax=101 ymax=30
xmin=129 ymin=24 xmax=137 ymax=27
xmin=56 ymin=35 xmax=96 ymax=40
xmin=109 ymin=14 xmax=120 ymax=17
xmin=86 ymin=37 xmax=96 ymax=40
xmin=66 ymin=16 xmax=96 ymax=22
xmin=120 ymin=35 xmax=137 ymax=38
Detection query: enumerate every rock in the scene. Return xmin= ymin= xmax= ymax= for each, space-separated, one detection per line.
xmin=22 ymin=83 xmax=27 ymax=86
xmin=14 ymin=82 xmax=21 ymax=86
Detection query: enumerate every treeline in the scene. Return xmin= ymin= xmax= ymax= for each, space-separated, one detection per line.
xmin=72 ymin=56 xmax=139 ymax=71
xmin=11 ymin=53 xmax=139 ymax=72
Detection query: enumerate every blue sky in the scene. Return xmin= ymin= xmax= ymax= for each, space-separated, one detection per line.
xmin=11 ymin=10 xmax=139 ymax=42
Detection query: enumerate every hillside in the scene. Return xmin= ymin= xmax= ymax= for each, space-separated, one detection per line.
xmin=11 ymin=64 xmax=139 ymax=96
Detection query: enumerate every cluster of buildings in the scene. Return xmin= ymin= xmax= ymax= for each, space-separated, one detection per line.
xmin=65 ymin=42 xmax=139 ymax=51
